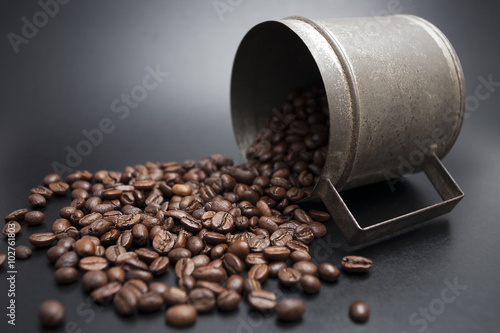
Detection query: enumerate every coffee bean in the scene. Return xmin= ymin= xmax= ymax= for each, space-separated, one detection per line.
xmin=163 ymin=287 xmax=188 ymax=306
xmin=149 ymin=282 xmax=169 ymax=295
xmin=54 ymin=267 xmax=79 ymax=284
xmin=57 ymin=237 xmax=75 ymax=251
xmin=308 ymin=209 xmax=330 ymax=222
xmin=227 ymin=239 xmax=250 ymax=259
xmin=138 ymin=291 xmax=164 ymax=312
xmin=192 ymin=266 xmax=227 ymax=284
xmin=317 ymin=263 xmax=340 ymax=282
xmin=248 ymin=235 xmax=270 ymax=253
xmin=300 ymin=274 xmax=321 ymax=293
xmin=341 ymin=256 xmax=372 ymax=273
xmin=74 ymin=238 xmax=96 ymax=257
xmin=349 ymin=300 xmax=370 ymax=323
xmin=225 ymin=275 xmax=244 ymax=294
xmin=2 ymin=221 xmax=21 ymax=236
xmin=31 ymin=186 xmax=53 ymax=199
xmin=4 ymin=208 xmax=28 ymax=222
xmin=15 ymin=245 xmax=32 ymax=260
xmin=248 ymin=290 xmax=276 ymax=311
xmin=276 ymin=298 xmax=305 ymax=322
xmin=243 ymin=278 xmax=261 ymax=294
xmin=165 ymin=304 xmax=197 ymax=327
xmin=28 ymin=194 xmax=46 ymax=208
xmin=105 ymin=245 xmax=127 ymax=263
xmin=175 ymin=258 xmax=195 ymax=278
xmin=113 ymin=285 xmax=138 ymax=316
xmin=204 ymin=231 xmax=227 ymax=245
xmin=285 ymin=239 xmax=309 ymax=252
xmin=217 ymin=290 xmax=241 ymax=311
xmin=169 ymin=248 xmax=192 ymax=263
xmin=46 ymin=245 xmax=68 ymax=263
xmin=194 ymin=280 xmax=225 ymax=295
xmin=222 ymin=253 xmax=243 ymax=275
xmin=79 ymin=256 xmax=108 ymax=271
xmin=290 ymin=250 xmax=311 ymax=263
xmin=188 ymin=288 xmax=216 ymax=312
xmin=23 ymin=211 xmax=45 ymax=226
xmin=38 ymin=300 xmax=65 ymax=328
xmin=245 ymin=253 xmax=268 ymax=266
xmin=294 ymin=224 xmax=314 ymax=244
xmin=247 ymin=264 xmax=269 ymax=283
xmin=263 ymin=246 xmax=290 ymax=261
xmin=107 ymin=267 xmax=125 ymax=283
xmin=91 ymin=281 xmax=122 ymax=304
xmin=150 ymin=256 xmax=170 ymax=275
xmin=55 ymin=251 xmax=79 ymax=269
xmin=82 ymin=271 xmax=108 ymax=292
xmin=43 ymin=173 xmax=61 ymax=186
xmin=49 ymin=182 xmax=70 ymax=195
xmin=268 ymin=261 xmax=288 ymax=278
xmin=310 ymin=221 xmax=327 ymax=238
xmin=211 ymin=211 xmax=234 ymax=233
xmin=29 ymin=232 xmax=56 ymax=248
xmin=152 ymin=230 xmax=175 ymax=254
xmin=172 ymin=184 xmax=192 ymax=196
xmin=191 ymin=254 xmax=211 ymax=268
xmin=278 ymin=267 xmax=302 ymax=287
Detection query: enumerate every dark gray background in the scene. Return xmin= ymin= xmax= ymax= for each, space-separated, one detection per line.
xmin=1 ymin=0 xmax=499 ymax=332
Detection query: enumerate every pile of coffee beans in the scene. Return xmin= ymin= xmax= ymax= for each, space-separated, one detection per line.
xmin=2 ymin=86 xmax=372 ymax=328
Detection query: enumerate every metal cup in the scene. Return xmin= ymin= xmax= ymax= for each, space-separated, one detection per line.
xmin=230 ymin=15 xmax=465 ymax=245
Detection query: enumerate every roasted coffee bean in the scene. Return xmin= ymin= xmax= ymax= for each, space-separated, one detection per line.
xmin=245 ymin=253 xmax=268 ymax=266
xmin=225 ymin=275 xmax=244 ymax=294
xmin=248 ymin=290 xmax=276 ymax=311
xmin=294 ymin=224 xmax=314 ymax=244
xmin=91 ymin=282 xmax=122 ymax=304
xmin=57 ymin=237 xmax=75 ymax=250
xmin=258 ymin=216 xmax=279 ymax=233
xmin=349 ymin=300 xmax=370 ymax=323
xmin=247 ymin=264 xmax=269 ymax=283
xmin=132 ymin=223 xmax=149 ymax=246
xmin=79 ymin=256 xmax=108 ymax=271
xmin=186 ymin=236 xmax=204 ymax=255
xmin=55 ymin=251 xmax=79 ymax=269
xmin=178 ymin=275 xmax=197 ymax=291
xmin=210 ymin=243 xmax=228 ymax=260
xmin=82 ymin=270 xmax=108 ymax=292
xmin=211 ymin=211 xmax=234 ymax=233
xmin=105 ymin=245 xmax=126 ymax=263
xmin=290 ymin=250 xmax=311 ymax=263
xmin=138 ymin=291 xmax=164 ymax=312
xmin=318 ymin=263 xmax=340 ymax=282
xmin=188 ymin=288 xmax=216 ymax=312
xmin=74 ymin=239 xmax=96 ymax=257
xmin=116 ymin=214 xmax=141 ymax=230
xmin=310 ymin=221 xmax=327 ymax=238
xmin=204 ymin=231 xmax=227 ymax=245
xmin=294 ymin=209 xmax=313 ymax=224
xmin=5 ymin=208 xmax=28 ymax=222
xmin=43 ymin=173 xmax=61 ymax=186
xmin=124 ymin=279 xmax=148 ymax=295
xmin=29 ymin=232 xmax=56 ymax=248
xmin=222 ymin=253 xmax=243 ymax=275
xmin=54 ymin=267 xmax=79 ymax=284
xmin=14 ymin=245 xmax=32 ymax=260
xmin=107 ymin=267 xmax=125 ymax=283
xmin=243 ymin=278 xmax=261 ymax=294
xmin=248 ymin=235 xmax=270 ymax=253
xmin=300 ymin=274 xmax=321 ymax=293
xmin=172 ymin=184 xmax=192 ymax=196
xmin=134 ymin=248 xmax=158 ymax=263
xmin=285 ymin=239 xmax=309 ymax=252
xmin=263 ymin=246 xmax=290 ymax=261
xmin=192 ymin=266 xmax=227 ymax=283
xmin=191 ymin=254 xmax=211 ymax=268
xmin=175 ymin=258 xmax=195 ymax=278
xmin=227 ymin=239 xmax=250 ymax=259
xmin=194 ymin=280 xmax=225 ymax=296
xmin=169 ymin=248 xmax=192 ymax=263
xmin=308 ymin=209 xmax=330 ymax=222
xmin=2 ymin=221 xmax=21 ymax=236
xmin=341 ymin=256 xmax=372 ymax=273
xmin=117 ymin=230 xmax=133 ymax=249
xmin=163 ymin=287 xmax=188 ymax=306
xmin=24 ymin=211 xmax=45 ymax=226
xmin=165 ymin=304 xmax=197 ymax=327
xmin=217 ymin=290 xmax=241 ymax=311
xmin=46 ymin=245 xmax=68 ymax=263
xmin=270 ymin=229 xmax=293 ymax=246
xmin=49 ymin=182 xmax=70 ymax=195
xmin=31 ymin=186 xmax=53 ymax=199
xmin=113 ymin=285 xmax=138 ymax=316
xmin=268 ymin=261 xmax=288 ymax=278
xmin=149 ymin=282 xmax=169 ymax=295
xmin=293 ymin=261 xmax=317 ymax=276
xmin=28 ymin=194 xmax=47 ymax=208
xmin=152 ymin=230 xmax=175 ymax=254
xmin=38 ymin=300 xmax=65 ymax=328
xmin=278 ymin=267 xmax=302 ymax=287
xmin=276 ymin=298 xmax=305 ymax=322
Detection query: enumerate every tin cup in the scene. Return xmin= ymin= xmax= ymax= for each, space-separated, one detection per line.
xmin=231 ymin=15 xmax=465 ymax=245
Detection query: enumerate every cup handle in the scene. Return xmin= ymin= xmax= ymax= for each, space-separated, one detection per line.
xmin=316 ymin=153 xmax=464 ymax=245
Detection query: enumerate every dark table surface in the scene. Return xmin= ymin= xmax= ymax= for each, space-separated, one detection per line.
xmin=1 ymin=0 xmax=499 ymax=332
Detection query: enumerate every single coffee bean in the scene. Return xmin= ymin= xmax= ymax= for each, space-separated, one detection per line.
xmin=49 ymin=182 xmax=70 ymax=195
xmin=290 ymin=250 xmax=311 ymax=263
xmin=107 ymin=267 xmax=125 ymax=283
xmin=318 ymin=263 xmax=340 ymax=282
xmin=349 ymin=300 xmax=370 ymax=323
xmin=270 ymin=229 xmax=293 ymax=246
xmin=90 ymin=282 xmax=122 ymax=304
xmin=38 ymin=300 xmax=65 ymax=328
xmin=149 ymin=282 xmax=169 ymax=295
xmin=24 ymin=211 xmax=45 ymax=226
xmin=268 ymin=261 xmax=288 ymax=278
xmin=285 ymin=239 xmax=309 ymax=252
xmin=138 ymin=291 xmax=164 ymax=312
xmin=217 ymin=290 xmax=241 ymax=311
xmin=188 ymin=288 xmax=216 ymax=312
xmin=79 ymin=256 xmax=108 ymax=271
xmin=247 ymin=264 xmax=269 ymax=283
xmin=74 ymin=238 xmax=96 ymax=257
xmin=165 ymin=304 xmax=197 ymax=327
xmin=276 ymin=298 xmax=305 ymax=322
xmin=152 ymin=230 xmax=175 ymax=254
xmin=186 ymin=236 xmax=204 ymax=255
xmin=248 ymin=235 xmax=270 ymax=253
xmin=293 ymin=261 xmax=317 ymax=276
xmin=175 ymin=258 xmax=195 ymax=278
xmin=31 ymin=186 xmax=53 ymax=199
xmin=54 ymin=267 xmax=79 ymax=284
xmin=46 ymin=245 xmax=68 ymax=263
xmin=204 ymin=231 xmax=227 ymax=245
xmin=278 ymin=267 xmax=302 ymax=287
xmin=150 ymin=256 xmax=170 ymax=275
xmin=243 ymin=278 xmax=261 ymax=294
xmin=225 ymin=275 xmax=244 ymax=294
xmin=15 ymin=245 xmax=32 ymax=260
xmin=43 ymin=173 xmax=61 ymax=186
xmin=294 ymin=224 xmax=315 ymax=244
xmin=300 ymin=274 xmax=321 ymax=293
xmin=341 ymin=255 xmax=372 ymax=273
xmin=222 ymin=253 xmax=243 ymax=275
xmin=113 ymin=285 xmax=138 ymax=316
xmin=28 ymin=194 xmax=46 ymax=208
xmin=192 ymin=266 xmax=227 ymax=284
xmin=248 ymin=290 xmax=276 ymax=311
xmin=310 ymin=221 xmax=327 ymax=238
xmin=263 ymin=246 xmax=290 ymax=261
xmin=168 ymin=248 xmax=192 ymax=264
xmin=179 ymin=275 xmax=197 ymax=291
xmin=163 ymin=287 xmax=188 ymax=306
xmin=5 ymin=208 xmax=29 ymax=222
xmin=29 ymin=232 xmax=57 ymax=248
xmin=2 ymin=221 xmax=21 ymax=236
xmin=308 ymin=209 xmax=330 ymax=222
xmin=227 ymin=239 xmax=250 ymax=259
xmin=191 ymin=254 xmax=211 ymax=268
xmin=172 ymin=184 xmax=192 ymax=196
xmin=55 ymin=251 xmax=79 ymax=269
xmin=124 ymin=279 xmax=148 ymax=296
xmin=57 ymin=237 xmax=75 ymax=251
xmin=245 ymin=253 xmax=268 ymax=266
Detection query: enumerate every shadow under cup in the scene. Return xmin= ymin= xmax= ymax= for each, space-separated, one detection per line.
xmin=230 ymin=15 xmax=465 ymax=245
